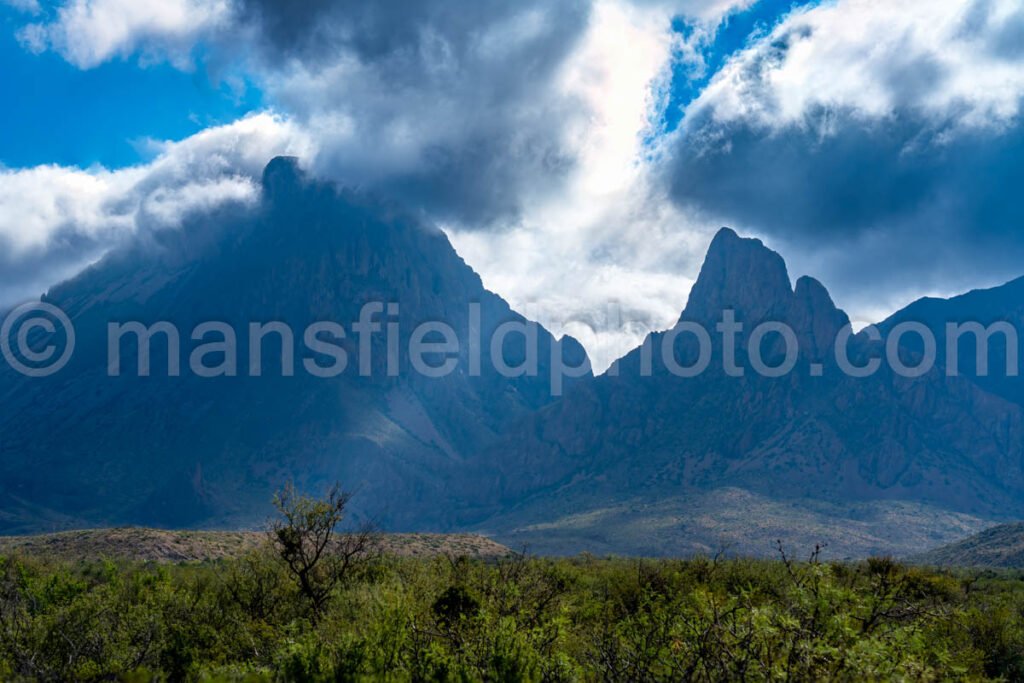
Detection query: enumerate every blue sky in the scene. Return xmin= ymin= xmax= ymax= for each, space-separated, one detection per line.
xmin=664 ymin=0 xmax=818 ymax=132
xmin=0 ymin=4 xmax=261 ymax=168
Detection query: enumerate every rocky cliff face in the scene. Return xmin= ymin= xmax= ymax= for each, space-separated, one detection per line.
xmin=681 ymin=227 xmax=794 ymax=327
xmin=677 ymin=227 xmax=849 ymax=362
xmin=476 ymin=228 xmax=1024 ymax=540
xmin=0 ymin=157 xmax=588 ymax=533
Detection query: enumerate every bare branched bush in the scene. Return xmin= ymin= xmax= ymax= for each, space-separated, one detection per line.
xmin=270 ymin=482 xmax=378 ymax=621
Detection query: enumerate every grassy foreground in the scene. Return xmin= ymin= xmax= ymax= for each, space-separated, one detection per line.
xmin=1 ymin=548 xmax=1023 ymax=681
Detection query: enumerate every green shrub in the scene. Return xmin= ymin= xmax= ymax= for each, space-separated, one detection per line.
xmin=1 ymin=549 xmax=1023 ymax=681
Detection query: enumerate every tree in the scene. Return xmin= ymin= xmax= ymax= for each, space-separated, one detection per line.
xmin=270 ymin=482 xmax=377 ymax=621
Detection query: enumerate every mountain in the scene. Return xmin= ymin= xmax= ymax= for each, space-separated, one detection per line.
xmin=0 ymin=157 xmax=588 ymax=534
xmin=5 ymin=171 xmax=1024 ymax=559
xmin=910 ymin=523 xmax=1024 ymax=568
xmin=878 ymin=277 xmax=1024 ymax=407
xmin=474 ymin=228 xmax=1024 ymax=557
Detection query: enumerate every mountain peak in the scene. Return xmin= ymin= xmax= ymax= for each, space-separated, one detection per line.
xmin=261 ymin=156 xmax=305 ymax=199
xmin=791 ymin=275 xmax=850 ymax=359
xmin=707 ymin=226 xmax=741 ymax=249
xmin=794 ymin=275 xmax=831 ymax=305
xmin=682 ymin=227 xmax=792 ymax=324
xmin=678 ymin=230 xmax=850 ymax=358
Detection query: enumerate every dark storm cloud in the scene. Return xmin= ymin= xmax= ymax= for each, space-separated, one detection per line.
xmin=670 ymin=107 xmax=1024 ymax=241
xmin=668 ymin=107 xmax=1024 ymax=307
xmin=238 ymin=0 xmax=588 ymax=69
xmin=662 ymin=0 xmax=1024 ymax=310
xmin=231 ymin=0 xmax=593 ymax=226
xmin=0 ymin=0 xmax=597 ymax=309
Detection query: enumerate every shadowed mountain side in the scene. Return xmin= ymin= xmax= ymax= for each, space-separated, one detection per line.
xmin=0 ymin=157 xmax=589 ymax=534
xmin=472 ymin=229 xmax=1024 ymax=548
xmin=4 ymin=187 xmax=1024 ymax=558
xmin=879 ymin=276 xmax=1024 ymax=407
xmin=909 ymin=522 xmax=1024 ymax=568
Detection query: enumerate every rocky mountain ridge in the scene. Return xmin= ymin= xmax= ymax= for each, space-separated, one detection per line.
xmin=3 ymin=159 xmax=1024 ymax=558
xmin=472 ymin=228 xmax=1024 ymax=555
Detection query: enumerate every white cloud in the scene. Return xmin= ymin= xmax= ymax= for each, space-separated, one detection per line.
xmin=689 ymin=0 xmax=1024 ymax=135
xmin=662 ymin=0 xmax=1024 ymax=332
xmin=0 ymin=112 xmax=313 ymax=305
xmin=8 ymin=0 xmax=1024 ymax=371
xmin=447 ymin=0 xmax=716 ymax=372
xmin=633 ymin=0 xmax=756 ymax=24
xmin=17 ymin=0 xmax=235 ymax=69
xmin=0 ymin=0 xmax=806 ymax=368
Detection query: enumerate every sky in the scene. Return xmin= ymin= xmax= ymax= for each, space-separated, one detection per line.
xmin=2 ymin=0 xmax=1024 ymax=372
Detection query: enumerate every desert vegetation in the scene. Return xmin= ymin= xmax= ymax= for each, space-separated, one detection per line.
xmin=0 ymin=488 xmax=1023 ymax=681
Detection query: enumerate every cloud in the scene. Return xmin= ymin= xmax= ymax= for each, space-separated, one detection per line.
xmin=236 ymin=0 xmax=594 ymax=226
xmin=665 ymin=0 xmax=1024 ymax=324
xmin=16 ymin=0 xmax=234 ymax=68
xmin=688 ymin=0 xmax=1024 ymax=132
xmin=0 ymin=112 xmax=312 ymax=305
xmin=446 ymin=0 xmax=715 ymax=372
xmin=10 ymin=0 xmax=754 ymax=228
xmin=0 ymin=0 xmax=821 ymax=369
xmin=12 ymin=0 xmax=595 ymax=224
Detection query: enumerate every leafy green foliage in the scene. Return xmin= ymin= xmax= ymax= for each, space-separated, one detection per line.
xmin=0 ymin=547 xmax=1023 ymax=681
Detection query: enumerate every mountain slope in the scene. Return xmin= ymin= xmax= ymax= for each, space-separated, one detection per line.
xmin=910 ymin=523 xmax=1024 ymax=568
xmin=0 ymin=157 xmax=588 ymax=534
xmin=482 ymin=488 xmax=989 ymax=559
xmin=5 ymin=184 xmax=1024 ymax=559
xmin=879 ymin=277 xmax=1024 ymax=406
xmin=475 ymin=228 xmax=1024 ymax=554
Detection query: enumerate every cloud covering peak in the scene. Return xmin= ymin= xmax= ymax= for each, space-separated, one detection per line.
xmin=0 ymin=113 xmax=311 ymax=304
